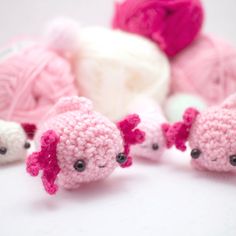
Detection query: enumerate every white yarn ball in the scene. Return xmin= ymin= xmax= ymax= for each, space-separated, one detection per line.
xmin=76 ymin=27 xmax=170 ymax=120
xmin=164 ymin=93 xmax=207 ymax=122
xmin=0 ymin=120 xmax=28 ymax=164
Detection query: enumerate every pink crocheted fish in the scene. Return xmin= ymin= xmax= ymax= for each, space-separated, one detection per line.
xmin=162 ymin=94 xmax=236 ymax=173
xmin=129 ymin=97 xmax=167 ymax=161
xmin=26 ymin=96 xmax=145 ymax=195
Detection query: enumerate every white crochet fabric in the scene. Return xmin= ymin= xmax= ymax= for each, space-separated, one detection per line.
xmin=0 ymin=120 xmax=28 ymax=164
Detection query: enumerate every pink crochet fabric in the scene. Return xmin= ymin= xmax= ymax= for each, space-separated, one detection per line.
xmin=26 ymin=96 xmax=145 ymax=194
xmin=0 ymin=41 xmax=77 ymax=124
xmin=117 ymin=114 xmax=145 ymax=167
xmin=162 ymin=108 xmax=199 ymax=151
xmin=21 ymin=123 xmax=37 ymax=139
xmin=163 ymin=94 xmax=236 ymax=172
xmin=170 ymin=34 xmax=236 ymax=105
xmin=112 ymin=0 xmax=204 ymax=57
xmin=130 ymin=104 xmax=167 ymax=161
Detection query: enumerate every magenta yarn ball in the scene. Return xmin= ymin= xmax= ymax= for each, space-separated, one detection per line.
xmin=112 ymin=0 xmax=204 ymax=57
xmin=0 ymin=41 xmax=77 ymax=124
xmin=171 ymin=34 xmax=236 ymax=105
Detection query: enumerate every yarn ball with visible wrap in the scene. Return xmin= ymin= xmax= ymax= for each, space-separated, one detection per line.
xmin=0 ymin=40 xmax=77 ymax=124
xmin=170 ymin=34 xmax=236 ymax=105
xmin=112 ymin=0 xmax=204 ymax=57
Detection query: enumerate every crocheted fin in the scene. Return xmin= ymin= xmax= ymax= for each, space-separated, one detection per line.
xmin=26 ymin=130 xmax=60 ymax=195
xmin=53 ymin=96 xmax=93 ymax=115
xmin=21 ymin=123 xmax=37 ymax=139
xmin=162 ymin=107 xmax=199 ymax=152
xmin=117 ymin=114 xmax=145 ymax=168
xmin=221 ymin=94 xmax=236 ymax=110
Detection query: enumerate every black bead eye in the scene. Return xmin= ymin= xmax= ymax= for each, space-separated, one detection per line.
xmin=24 ymin=141 xmax=31 ymax=149
xmin=0 ymin=147 xmax=7 ymax=155
xmin=191 ymin=149 xmax=201 ymax=159
xmin=152 ymin=143 xmax=159 ymax=150
xmin=229 ymin=155 xmax=236 ymax=166
xmin=74 ymin=159 xmax=86 ymax=172
xmin=116 ymin=153 xmax=127 ymax=164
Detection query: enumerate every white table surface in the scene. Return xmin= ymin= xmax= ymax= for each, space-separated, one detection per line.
xmin=0 ymin=1 xmax=236 ymax=236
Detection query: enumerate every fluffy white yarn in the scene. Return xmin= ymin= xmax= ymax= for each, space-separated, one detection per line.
xmin=77 ymin=27 xmax=170 ymax=120
xmin=44 ymin=17 xmax=80 ymax=58
xmin=0 ymin=120 xmax=28 ymax=164
xmin=45 ymin=19 xmax=170 ymax=121
xmin=164 ymin=93 xmax=207 ymax=122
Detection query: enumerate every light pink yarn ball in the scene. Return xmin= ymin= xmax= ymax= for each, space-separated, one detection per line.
xmin=171 ymin=34 xmax=236 ymax=105
xmin=0 ymin=41 xmax=77 ymax=124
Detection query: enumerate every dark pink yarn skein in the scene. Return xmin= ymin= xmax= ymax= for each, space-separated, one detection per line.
xmin=112 ymin=0 xmax=204 ymax=57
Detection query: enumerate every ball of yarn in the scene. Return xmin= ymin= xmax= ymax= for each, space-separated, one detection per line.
xmin=0 ymin=41 xmax=77 ymax=124
xmin=112 ymin=0 xmax=204 ymax=57
xmin=165 ymin=92 xmax=207 ymax=122
xmin=45 ymin=19 xmax=170 ymax=121
xmin=44 ymin=17 xmax=80 ymax=59
xmin=76 ymin=27 xmax=170 ymax=121
xmin=171 ymin=34 xmax=236 ymax=106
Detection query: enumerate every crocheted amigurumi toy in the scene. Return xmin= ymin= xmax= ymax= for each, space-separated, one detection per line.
xmin=26 ymin=96 xmax=145 ymax=195
xmin=162 ymin=94 xmax=236 ymax=172
xmin=129 ymin=97 xmax=167 ymax=161
xmin=0 ymin=120 xmax=36 ymax=164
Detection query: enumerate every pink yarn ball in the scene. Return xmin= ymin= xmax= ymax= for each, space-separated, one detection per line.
xmin=0 ymin=41 xmax=77 ymax=124
xmin=112 ymin=0 xmax=204 ymax=57
xmin=171 ymin=34 xmax=236 ymax=105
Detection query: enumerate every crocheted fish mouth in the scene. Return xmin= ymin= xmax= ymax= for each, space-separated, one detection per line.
xmin=211 ymin=158 xmax=218 ymax=162
xmin=98 ymin=164 xmax=107 ymax=168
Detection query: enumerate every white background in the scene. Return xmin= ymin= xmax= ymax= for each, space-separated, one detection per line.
xmin=0 ymin=1 xmax=236 ymax=236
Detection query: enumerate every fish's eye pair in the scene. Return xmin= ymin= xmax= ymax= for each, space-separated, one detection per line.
xmin=0 ymin=141 xmax=30 ymax=156
xmin=191 ymin=148 xmax=236 ymax=167
xmin=73 ymin=152 xmax=128 ymax=173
